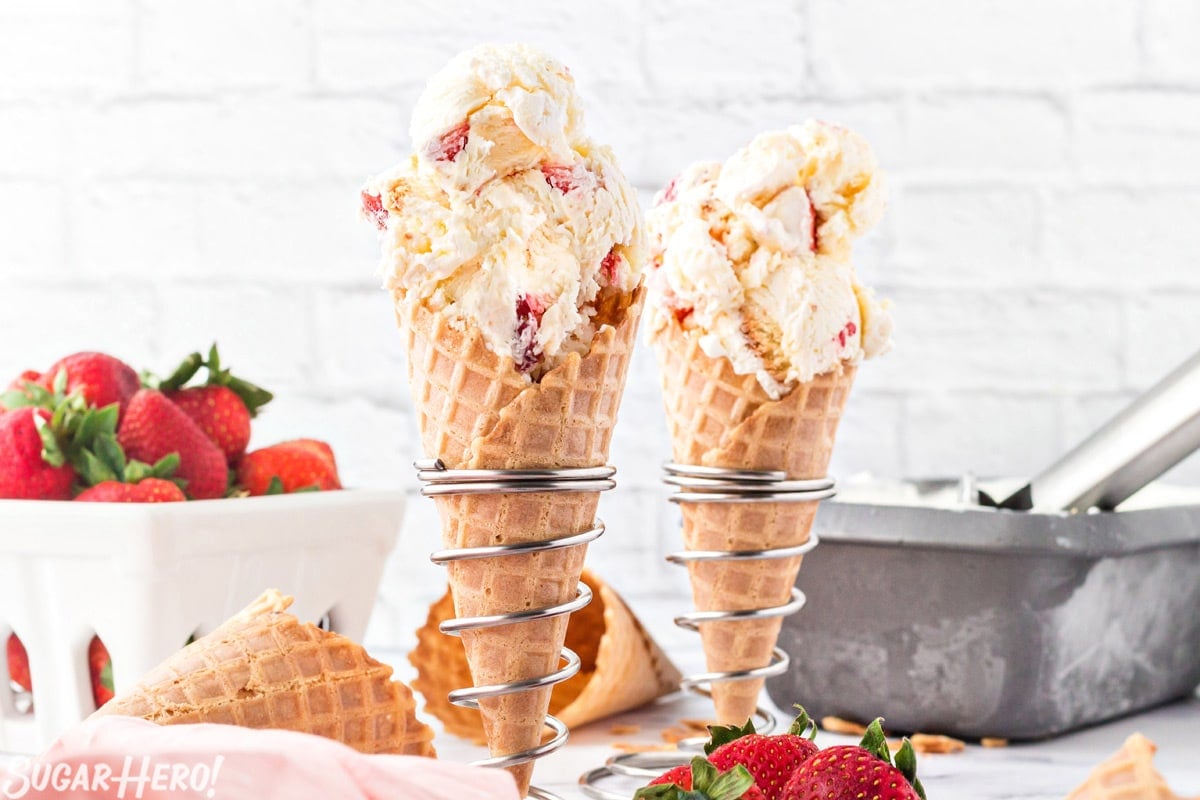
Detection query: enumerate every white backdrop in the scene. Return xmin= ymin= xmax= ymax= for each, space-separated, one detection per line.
xmin=1 ymin=0 xmax=1198 ymax=647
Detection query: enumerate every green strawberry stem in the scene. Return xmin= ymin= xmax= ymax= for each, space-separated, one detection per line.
xmin=634 ymin=757 xmax=755 ymax=800
xmin=788 ymin=704 xmax=818 ymax=740
xmin=148 ymin=344 xmax=273 ymax=417
xmin=855 ymin=719 xmax=926 ymax=800
xmin=704 ymin=719 xmax=756 ymax=755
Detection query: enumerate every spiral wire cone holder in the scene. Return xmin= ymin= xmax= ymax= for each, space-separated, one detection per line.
xmin=415 ymin=459 xmax=616 ymax=800
xmin=579 ymin=463 xmax=834 ymax=800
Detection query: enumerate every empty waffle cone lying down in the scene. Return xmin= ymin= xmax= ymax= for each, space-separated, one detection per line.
xmin=93 ymin=589 xmax=436 ymax=758
xmin=412 ymin=569 xmax=682 ymax=743
xmin=1066 ymin=733 xmax=1197 ymax=800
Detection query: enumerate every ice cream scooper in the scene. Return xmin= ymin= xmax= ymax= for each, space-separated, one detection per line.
xmin=982 ymin=348 xmax=1200 ymax=512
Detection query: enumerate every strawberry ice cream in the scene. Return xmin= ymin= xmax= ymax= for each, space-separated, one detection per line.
xmin=361 ymin=44 xmax=643 ymax=378
xmin=646 ymin=120 xmax=891 ymax=398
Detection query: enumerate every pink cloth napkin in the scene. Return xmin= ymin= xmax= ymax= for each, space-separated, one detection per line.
xmin=0 ymin=717 xmax=518 ymax=800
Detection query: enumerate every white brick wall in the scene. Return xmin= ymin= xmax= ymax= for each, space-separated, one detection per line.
xmin=2 ymin=1 xmax=1199 ymax=648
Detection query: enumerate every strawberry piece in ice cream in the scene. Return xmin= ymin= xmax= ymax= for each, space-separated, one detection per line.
xmin=361 ymin=191 xmax=388 ymax=231
xmin=600 ymin=248 xmax=620 ymax=284
xmin=835 ymin=320 xmax=857 ymax=348
xmin=513 ymin=294 xmax=549 ymax=374
xmin=541 ymin=164 xmax=579 ymax=193
xmin=805 ymin=188 xmax=818 ymax=252
xmin=424 ymin=121 xmax=470 ymax=163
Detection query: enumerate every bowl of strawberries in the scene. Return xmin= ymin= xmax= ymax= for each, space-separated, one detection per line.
xmin=0 ymin=347 xmax=404 ymax=753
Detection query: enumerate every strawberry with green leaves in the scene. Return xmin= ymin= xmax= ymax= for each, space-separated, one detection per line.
xmin=704 ymin=707 xmax=820 ymax=800
xmin=236 ymin=438 xmax=342 ymax=496
xmin=76 ymin=478 xmax=186 ymax=503
xmin=0 ymin=406 xmax=76 ymax=500
xmin=149 ymin=345 xmax=273 ymax=464
xmin=72 ymin=415 xmax=186 ymax=503
xmin=89 ymin=636 xmax=114 ymax=708
xmin=35 ymin=353 xmax=140 ymax=417
xmin=118 ymin=390 xmax=229 ymax=500
xmin=638 ymin=756 xmax=765 ymax=800
xmin=781 ymin=719 xmax=925 ymax=800
xmin=2 ymin=371 xmax=43 ymax=408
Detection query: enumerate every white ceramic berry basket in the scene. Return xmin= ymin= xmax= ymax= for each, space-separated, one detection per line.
xmin=0 ymin=489 xmax=404 ymax=754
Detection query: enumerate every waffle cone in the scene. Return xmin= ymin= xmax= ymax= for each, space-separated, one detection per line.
xmin=1066 ymin=733 xmax=1194 ymax=799
xmin=400 ymin=286 xmax=644 ymax=793
xmin=93 ymin=590 xmax=435 ymax=757
xmin=411 ymin=569 xmax=681 ymax=742
xmin=651 ymin=319 xmax=855 ymax=725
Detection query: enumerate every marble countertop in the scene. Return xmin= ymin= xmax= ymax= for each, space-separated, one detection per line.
xmin=385 ymin=597 xmax=1200 ymax=800
xmin=429 ymin=693 xmax=1200 ymax=800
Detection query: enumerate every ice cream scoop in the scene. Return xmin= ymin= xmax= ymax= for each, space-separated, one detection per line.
xmin=362 ymin=44 xmax=643 ymax=378
xmin=646 ymin=120 xmax=889 ymax=398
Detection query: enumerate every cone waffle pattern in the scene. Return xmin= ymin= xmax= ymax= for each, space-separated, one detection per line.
xmin=653 ymin=320 xmax=855 ymax=724
xmin=1066 ymin=733 xmax=1193 ymax=800
xmin=411 ymin=569 xmax=682 ymax=742
xmin=401 ymin=287 xmax=644 ymax=793
xmin=95 ymin=590 xmax=435 ymax=757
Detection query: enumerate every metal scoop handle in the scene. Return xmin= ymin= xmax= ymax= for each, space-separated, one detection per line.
xmin=994 ymin=348 xmax=1200 ymax=512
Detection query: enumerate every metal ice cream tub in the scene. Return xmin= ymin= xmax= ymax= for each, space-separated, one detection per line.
xmin=767 ymin=480 xmax=1200 ymax=739
xmin=768 ymin=348 xmax=1200 ymax=740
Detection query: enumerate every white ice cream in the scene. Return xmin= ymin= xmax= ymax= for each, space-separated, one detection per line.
xmin=362 ymin=44 xmax=643 ymax=376
xmin=646 ymin=120 xmax=890 ymax=397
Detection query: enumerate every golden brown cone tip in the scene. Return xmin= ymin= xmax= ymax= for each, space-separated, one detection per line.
xmin=1066 ymin=733 xmax=1195 ymax=800
xmin=410 ymin=569 xmax=682 ymax=743
xmin=94 ymin=589 xmax=436 ymax=758
xmin=402 ymin=286 xmax=645 ymax=795
xmin=652 ymin=318 xmax=856 ymax=725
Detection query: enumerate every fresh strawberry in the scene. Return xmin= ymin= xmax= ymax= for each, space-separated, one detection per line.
xmin=513 ymin=293 xmax=549 ymax=374
xmin=0 ymin=408 xmax=75 ymax=500
xmin=1 ymin=371 xmax=42 ymax=409
xmin=6 ymin=634 xmax=31 ymax=693
xmin=152 ymin=345 xmax=272 ymax=464
xmin=118 ymin=390 xmax=228 ymax=500
xmin=781 ymin=720 xmax=925 ymax=800
xmin=88 ymin=636 xmax=114 ymax=708
xmin=361 ymin=190 xmax=388 ymax=230
xmin=705 ymin=708 xmax=819 ymax=800
xmin=424 ymin=121 xmax=469 ymax=162
xmin=168 ymin=386 xmax=252 ymax=464
xmin=648 ymin=765 xmax=694 ymax=789
xmin=36 ymin=353 xmax=139 ymax=417
xmin=638 ymin=756 xmax=764 ymax=800
xmin=76 ymin=478 xmax=186 ymax=503
xmin=236 ymin=439 xmax=341 ymax=496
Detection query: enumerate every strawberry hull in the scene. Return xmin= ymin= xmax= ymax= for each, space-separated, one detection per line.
xmin=0 ymin=490 xmax=404 ymax=753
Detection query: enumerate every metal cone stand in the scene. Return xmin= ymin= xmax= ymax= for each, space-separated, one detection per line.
xmin=415 ymin=458 xmax=617 ymax=800
xmin=579 ymin=463 xmax=835 ymax=799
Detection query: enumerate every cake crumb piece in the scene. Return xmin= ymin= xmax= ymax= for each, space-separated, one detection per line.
xmin=661 ymin=727 xmax=692 ymax=744
xmin=981 ymin=737 xmax=1009 ymax=748
xmin=910 ymin=733 xmax=966 ymax=754
xmin=821 ymin=716 xmax=868 ymax=736
xmin=609 ymin=724 xmax=641 ymax=736
xmin=614 ymin=742 xmax=677 ymax=754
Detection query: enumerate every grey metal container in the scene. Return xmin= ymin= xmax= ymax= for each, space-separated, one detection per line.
xmin=766 ymin=483 xmax=1200 ymax=740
